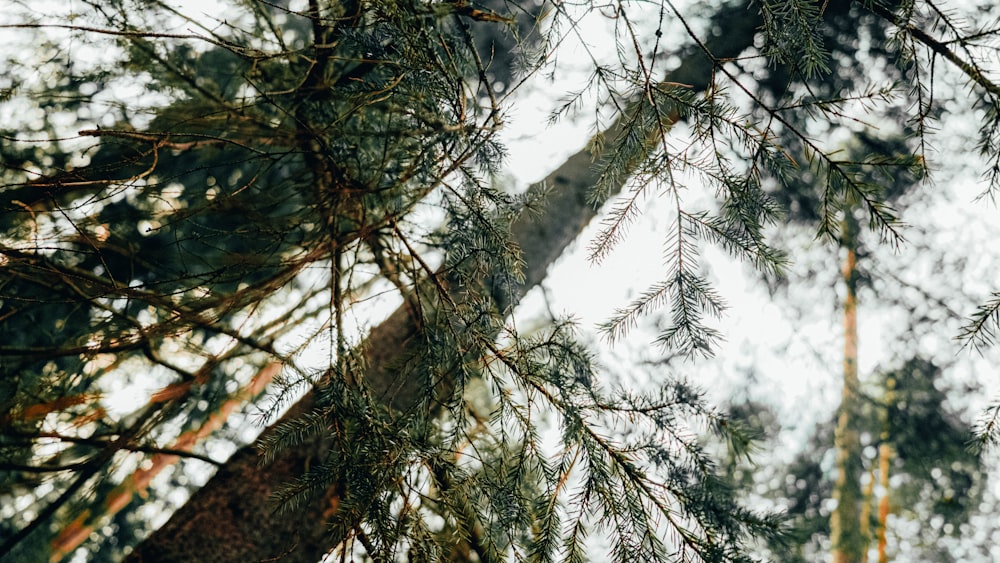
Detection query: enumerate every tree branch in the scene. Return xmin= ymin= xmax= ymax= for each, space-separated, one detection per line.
xmin=125 ymin=7 xmax=758 ymax=559
xmin=866 ymin=2 xmax=1000 ymax=98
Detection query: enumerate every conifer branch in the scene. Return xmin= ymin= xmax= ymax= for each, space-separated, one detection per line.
xmin=866 ymin=2 xmax=1000 ymax=99
xmin=958 ymin=291 xmax=1000 ymax=352
xmin=128 ymin=4 xmax=766 ymax=559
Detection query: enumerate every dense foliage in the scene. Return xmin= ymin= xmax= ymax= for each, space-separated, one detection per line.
xmin=2 ymin=1 xmax=1000 ymax=562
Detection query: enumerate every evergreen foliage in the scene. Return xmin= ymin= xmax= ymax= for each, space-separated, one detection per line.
xmin=1 ymin=0 xmax=999 ymax=561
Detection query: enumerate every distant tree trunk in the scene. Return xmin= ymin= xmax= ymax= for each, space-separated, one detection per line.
xmin=860 ymin=465 xmax=874 ymax=563
xmin=831 ymin=215 xmax=865 ymax=563
xmin=877 ymin=376 xmax=895 ymax=563
xmin=876 ymin=442 xmax=892 ymax=563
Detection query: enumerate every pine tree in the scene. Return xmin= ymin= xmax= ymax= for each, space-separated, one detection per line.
xmin=2 ymin=1 xmax=1000 ymax=562
xmin=712 ymin=2 xmax=1000 ymax=558
xmin=726 ymin=358 xmax=989 ymax=561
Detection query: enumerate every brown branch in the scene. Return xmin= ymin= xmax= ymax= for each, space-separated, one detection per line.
xmin=25 ymin=140 xmax=160 ymax=189
xmin=0 ymin=461 xmax=91 ymax=474
xmin=78 ymin=129 xmax=272 ymax=154
xmin=0 ymin=23 xmax=232 ymax=43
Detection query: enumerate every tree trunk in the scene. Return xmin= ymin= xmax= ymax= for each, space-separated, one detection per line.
xmin=876 ymin=442 xmax=891 ymax=563
xmin=877 ymin=375 xmax=895 ymax=563
xmin=127 ymin=6 xmax=761 ymax=562
xmin=860 ymin=464 xmax=874 ymax=563
xmin=48 ymin=365 xmax=279 ymax=562
xmin=831 ymin=215 xmax=865 ymax=563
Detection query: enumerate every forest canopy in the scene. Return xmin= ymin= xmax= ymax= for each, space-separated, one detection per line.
xmin=2 ymin=0 xmax=1000 ymax=561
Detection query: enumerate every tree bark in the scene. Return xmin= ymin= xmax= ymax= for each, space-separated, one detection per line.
xmin=125 ymin=123 xmax=623 ymax=563
xmin=127 ymin=6 xmax=760 ymax=562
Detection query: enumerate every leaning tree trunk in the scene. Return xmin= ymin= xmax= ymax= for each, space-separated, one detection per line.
xmin=126 ymin=6 xmax=761 ymax=563
xmin=830 ymin=214 xmax=865 ymax=563
xmin=124 ymin=132 xmax=619 ymax=563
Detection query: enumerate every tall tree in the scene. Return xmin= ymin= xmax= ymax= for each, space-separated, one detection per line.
xmin=831 ymin=213 xmax=863 ymax=563
xmin=717 ymin=1 xmax=1000 ymax=557
xmin=2 ymin=1 xmax=1000 ymax=562
xmin=128 ymin=4 xmax=773 ymax=562
xmin=725 ymin=357 xmax=989 ymax=561
xmin=1 ymin=2 xmax=777 ymax=561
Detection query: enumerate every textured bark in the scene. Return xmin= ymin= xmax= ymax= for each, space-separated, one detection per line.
xmin=831 ymin=216 xmax=865 ymax=563
xmin=126 ymin=123 xmax=618 ymax=563
xmin=128 ymin=7 xmax=760 ymax=562
xmin=49 ymin=365 xmax=278 ymax=562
